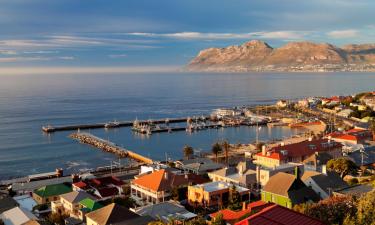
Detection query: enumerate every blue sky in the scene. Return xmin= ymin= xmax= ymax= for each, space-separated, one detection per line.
xmin=0 ymin=0 xmax=375 ymax=72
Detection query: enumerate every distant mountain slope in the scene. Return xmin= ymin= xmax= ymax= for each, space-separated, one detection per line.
xmin=187 ymin=40 xmax=375 ymax=72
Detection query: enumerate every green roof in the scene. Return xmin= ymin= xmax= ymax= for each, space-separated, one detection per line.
xmin=79 ymin=198 xmax=103 ymax=211
xmin=34 ymin=183 xmax=72 ymax=197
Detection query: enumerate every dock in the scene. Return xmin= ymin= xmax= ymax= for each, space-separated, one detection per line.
xmin=69 ymin=132 xmax=153 ymax=164
xmin=42 ymin=117 xmax=202 ymax=133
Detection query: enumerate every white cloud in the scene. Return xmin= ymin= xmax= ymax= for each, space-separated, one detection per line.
xmin=128 ymin=31 xmax=305 ymax=40
xmin=327 ymin=29 xmax=359 ymax=38
xmin=58 ymin=56 xmax=75 ymax=60
xmin=0 ymin=50 xmax=17 ymax=55
xmin=0 ymin=56 xmax=50 ymax=62
xmin=109 ymin=54 xmax=127 ymax=58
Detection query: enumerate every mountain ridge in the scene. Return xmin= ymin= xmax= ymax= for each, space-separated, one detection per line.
xmin=187 ymin=40 xmax=375 ymax=72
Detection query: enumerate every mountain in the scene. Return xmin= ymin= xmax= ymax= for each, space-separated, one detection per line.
xmin=187 ymin=40 xmax=375 ymax=72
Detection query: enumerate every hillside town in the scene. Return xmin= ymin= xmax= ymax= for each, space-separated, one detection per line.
xmin=1 ymin=91 xmax=375 ymax=225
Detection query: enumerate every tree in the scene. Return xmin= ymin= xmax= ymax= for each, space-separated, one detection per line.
xmin=343 ymin=190 xmax=375 ymax=225
xmin=326 ymin=158 xmax=358 ymax=178
xmin=222 ymin=140 xmax=230 ymax=165
xmin=183 ymin=145 xmax=194 ymax=160
xmin=211 ymin=142 xmax=222 ymax=163
xmin=48 ymin=213 xmax=68 ymax=225
xmin=211 ymin=213 xmax=225 ymax=225
xmin=185 ymin=216 xmax=207 ymax=225
xmin=370 ymin=120 xmax=375 ymax=141
xmin=228 ymin=184 xmax=241 ymax=210
xmin=294 ymin=195 xmax=357 ymax=225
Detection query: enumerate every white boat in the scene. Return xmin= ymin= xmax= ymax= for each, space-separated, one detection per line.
xmin=104 ymin=121 xmax=120 ymax=128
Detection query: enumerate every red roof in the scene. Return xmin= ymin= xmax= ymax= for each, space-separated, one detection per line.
xmin=235 ymin=204 xmax=325 ymax=225
xmin=328 ymin=129 xmax=372 ymax=142
xmin=97 ymin=187 xmax=119 ymax=198
xmin=73 ymin=181 xmax=87 ymax=189
xmin=210 ymin=201 xmax=272 ymax=222
xmin=132 ymin=169 xmax=208 ymax=192
xmin=256 ymin=139 xmax=342 ymax=161
xmin=90 ymin=176 xmax=124 ymax=187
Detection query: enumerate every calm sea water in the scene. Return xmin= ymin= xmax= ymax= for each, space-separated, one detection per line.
xmin=0 ymin=72 xmax=374 ymax=179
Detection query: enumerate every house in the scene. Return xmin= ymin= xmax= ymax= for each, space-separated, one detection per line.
xmin=51 ymin=191 xmax=96 ymax=219
xmin=254 ymin=139 xmax=342 ymax=168
xmin=301 ymin=169 xmax=348 ymax=199
xmin=175 ymin=158 xmax=224 ymax=175
xmin=11 ymin=176 xmax=73 ymax=195
xmin=0 ymin=207 xmax=38 ymax=225
xmin=85 ymin=203 xmax=152 ymax=225
xmin=72 ymin=181 xmax=89 ymax=192
xmin=85 ymin=176 xmax=124 ymax=200
xmin=135 ymin=201 xmax=197 ymax=223
xmin=235 ymin=204 xmax=325 ymax=225
xmin=210 ymin=201 xmax=272 ymax=225
xmin=345 ymin=146 xmax=375 ymax=168
xmin=303 ymin=152 xmax=333 ymax=172
xmin=256 ymin=163 xmax=304 ymax=187
xmin=208 ymin=161 xmax=257 ymax=188
xmin=0 ymin=196 xmax=18 ymax=214
xmin=13 ymin=195 xmax=37 ymax=212
xmin=337 ymin=109 xmax=353 ymax=118
xmin=261 ymin=172 xmax=320 ymax=208
xmin=276 ymin=100 xmax=288 ymax=108
xmin=327 ymin=129 xmax=373 ymax=145
xmin=32 ymin=183 xmax=72 ymax=204
xmin=78 ymin=198 xmax=103 ymax=220
xmin=131 ymin=169 xmax=207 ymax=205
xmin=188 ymin=181 xmax=250 ymax=208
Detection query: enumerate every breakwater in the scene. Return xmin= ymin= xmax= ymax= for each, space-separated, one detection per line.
xmin=70 ymin=132 xmax=153 ymax=164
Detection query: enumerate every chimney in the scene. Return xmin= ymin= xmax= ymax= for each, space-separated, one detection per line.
xmin=322 ymin=165 xmax=327 ymax=175
xmin=308 ymin=137 xmax=312 ymax=142
xmin=56 ymin=168 xmax=63 ymax=177
xmin=261 ymin=145 xmax=266 ymax=156
xmin=71 ymin=174 xmax=80 ymax=183
xmin=242 ymin=202 xmax=247 ymax=211
xmin=280 ymin=142 xmax=285 ymax=146
xmin=294 ymin=166 xmax=300 ymax=179
xmin=164 ymin=171 xmax=168 ymax=180
xmin=185 ymin=173 xmax=189 ymax=179
xmin=239 ymin=165 xmax=244 ymax=176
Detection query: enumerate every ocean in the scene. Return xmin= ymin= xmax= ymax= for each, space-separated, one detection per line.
xmin=0 ymin=72 xmax=374 ymax=179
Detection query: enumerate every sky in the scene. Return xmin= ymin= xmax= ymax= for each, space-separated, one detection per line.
xmin=0 ymin=0 xmax=375 ymax=73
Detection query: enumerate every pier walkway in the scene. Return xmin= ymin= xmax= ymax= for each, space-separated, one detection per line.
xmin=42 ymin=117 xmax=201 ymax=133
xmin=70 ymin=132 xmax=153 ymax=164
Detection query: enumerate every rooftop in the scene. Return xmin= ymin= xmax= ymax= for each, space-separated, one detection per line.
xmin=33 ymin=183 xmax=72 ymax=198
xmin=85 ymin=203 xmax=140 ymax=225
xmin=132 ymin=169 xmax=207 ymax=192
xmin=235 ymin=204 xmax=325 ymax=225
xmin=11 ymin=176 xmax=73 ymax=192
xmin=60 ymin=191 xmax=95 ymax=204
xmin=135 ymin=201 xmax=197 ymax=222
xmin=0 ymin=207 xmax=37 ymax=225
xmin=192 ymin=181 xmax=249 ymax=193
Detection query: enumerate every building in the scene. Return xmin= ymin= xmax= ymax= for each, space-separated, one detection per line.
xmin=32 ymin=183 xmax=72 ymax=204
xmin=210 ymin=201 xmax=272 ymax=225
xmin=0 ymin=196 xmax=18 ymax=214
xmin=0 ymin=207 xmax=38 ymax=225
xmin=76 ymin=176 xmax=124 ymax=200
xmin=256 ymin=163 xmax=304 ymax=187
xmin=254 ymin=139 xmax=342 ymax=168
xmin=135 ymin=201 xmax=197 ymax=223
xmin=85 ymin=203 xmax=152 ymax=225
xmin=11 ymin=176 xmax=73 ymax=195
xmin=78 ymin=198 xmax=103 ymax=220
xmin=261 ymin=172 xmax=320 ymax=208
xmin=51 ymin=191 xmax=96 ymax=219
xmin=301 ymin=169 xmax=348 ymax=199
xmin=208 ymin=161 xmax=257 ymax=188
xmin=345 ymin=146 xmax=375 ymax=168
xmin=333 ymin=184 xmax=374 ymax=197
xmin=327 ymin=129 xmax=373 ymax=145
xmin=188 ymin=181 xmax=250 ymax=208
xmin=235 ymin=204 xmax=325 ymax=225
xmin=131 ymin=169 xmax=207 ymax=205
xmin=175 ymin=158 xmax=224 ymax=175
xmin=303 ymin=152 xmax=333 ymax=172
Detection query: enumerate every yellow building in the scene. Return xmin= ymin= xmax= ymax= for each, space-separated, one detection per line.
xmin=32 ymin=184 xmax=72 ymax=205
xmin=188 ymin=181 xmax=250 ymax=208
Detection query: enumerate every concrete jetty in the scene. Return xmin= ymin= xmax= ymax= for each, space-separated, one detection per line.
xmin=42 ymin=117 xmax=202 ymax=133
xmin=70 ymin=132 xmax=153 ymax=164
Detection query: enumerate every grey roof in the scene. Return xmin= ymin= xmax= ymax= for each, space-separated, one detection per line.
xmin=135 ymin=201 xmax=197 ymax=222
xmin=209 ymin=161 xmax=257 ymax=186
xmin=0 ymin=196 xmax=18 ymax=214
xmin=182 ymin=160 xmax=224 ymax=173
xmin=334 ymin=184 xmax=373 ymax=196
xmin=308 ymin=172 xmax=348 ymax=193
xmin=346 ymin=146 xmax=375 ymax=166
xmin=11 ymin=177 xmax=72 ymax=192
xmin=0 ymin=207 xmax=37 ymax=225
xmin=60 ymin=191 xmax=95 ymax=204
